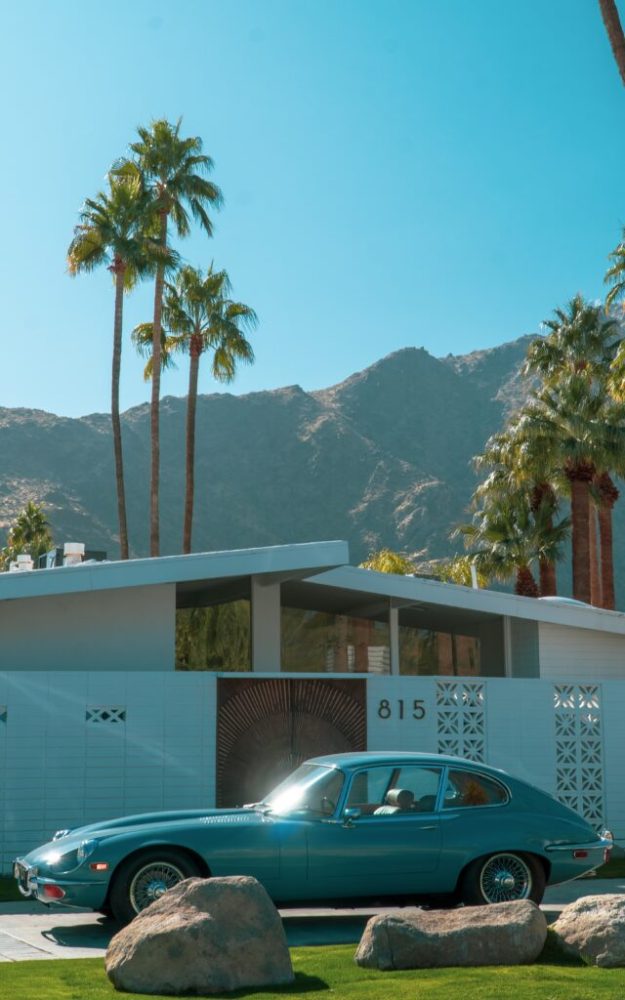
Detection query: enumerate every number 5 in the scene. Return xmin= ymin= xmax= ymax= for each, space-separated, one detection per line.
xmin=412 ymin=699 xmax=425 ymax=719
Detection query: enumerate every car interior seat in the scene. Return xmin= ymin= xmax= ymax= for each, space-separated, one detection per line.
xmin=414 ymin=794 xmax=437 ymax=812
xmin=373 ymin=788 xmax=415 ymax=815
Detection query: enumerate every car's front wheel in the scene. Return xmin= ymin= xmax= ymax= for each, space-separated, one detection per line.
xmin=109 ymin=849 xmax=202 ymax=924
xmin=460 ymin=852 xmax=545 ymax=906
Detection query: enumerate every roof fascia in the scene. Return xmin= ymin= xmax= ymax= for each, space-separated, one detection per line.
xmin=307 ymin=566 xmax=625 ymax=636
xmin=0 ymin=540 xmax=350 ymax=603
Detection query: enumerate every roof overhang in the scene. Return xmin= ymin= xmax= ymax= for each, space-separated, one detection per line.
xmin=293 ymin=566 xmax=625 ymax=637
xmin=0 ymin=541 xmax=350 ymax=605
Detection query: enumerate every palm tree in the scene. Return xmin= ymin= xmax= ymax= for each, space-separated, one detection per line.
xmin=598 ymin=0 xmax=625 ymax=87
xmin=132 ymin=322 xmax=178 ymax=381
xmin=517 ymin=382 xmax=625 ymax=603
xmin=360 ymin=549 xmax=416 ymax=574
xmin=67 ymin=168 xmax=169 ymax=559
xmin=457 ymin=487 xmax=568 ymax=598
xmin=523 ymin=294 xmax=620 ymax=379
xmin=596 ymin=471 xmax=620 ymax=609
xmin=475 ymin=420 xmax=566 ymax=596
xmin=124 ymin=119 xmax=223 ymax=556
xmin=155 ymin=264 xmax=256 ymax=553
xmin=523 ymin=297 xmax=625 ymax=604
xmin=2 ymin=501 xmax=53 ymax=569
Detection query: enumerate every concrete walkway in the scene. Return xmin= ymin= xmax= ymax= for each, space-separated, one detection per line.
xmin=1 ymin=877 xmax=623 ymax=962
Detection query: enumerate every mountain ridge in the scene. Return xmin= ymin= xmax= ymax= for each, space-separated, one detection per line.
xmin=3 ymin=333 xmax=597 ymax=597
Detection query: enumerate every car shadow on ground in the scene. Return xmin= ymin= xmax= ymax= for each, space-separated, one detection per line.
xmin=42 ymin=916 xmax=119 ymax=950
xmin=39 ymin=913 xmax=370 ymax=951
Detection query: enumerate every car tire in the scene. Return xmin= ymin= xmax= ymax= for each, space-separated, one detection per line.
xmin=109 ymin=849 xmax=202 ymax=924
xmin=460 ymin=851 xmax=545 ymax=906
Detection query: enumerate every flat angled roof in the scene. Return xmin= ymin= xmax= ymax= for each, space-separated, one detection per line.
xmin=0 ymin=541 xmax=349 ymax=602
xmin=304 ymin=566 xmax=625 ymax=636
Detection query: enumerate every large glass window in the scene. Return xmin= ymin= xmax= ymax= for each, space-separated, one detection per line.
xmin=176 ymin=600 xmax=250 ymax=671
xmin=399 ymin=625 xmax=480 ymax=676
xmin=282 ymin=608 xmax=390 ymax=673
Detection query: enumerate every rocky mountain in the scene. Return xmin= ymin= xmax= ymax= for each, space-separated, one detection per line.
xmin=1 ymin=333 xmax=609 ymax=596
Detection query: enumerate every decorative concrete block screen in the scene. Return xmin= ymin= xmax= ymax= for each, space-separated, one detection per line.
xmin=435 ymin=681 xmax=486 ymax=762
xmin=554 ymin=684 xmax=604 ymax=829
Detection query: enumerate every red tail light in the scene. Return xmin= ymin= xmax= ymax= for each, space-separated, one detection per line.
xmin=43 ymin=885 xmax=65 ymax=900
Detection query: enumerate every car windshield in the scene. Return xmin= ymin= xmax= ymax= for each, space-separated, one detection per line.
xmin=261 ymin=763 xmax=345 ymax=817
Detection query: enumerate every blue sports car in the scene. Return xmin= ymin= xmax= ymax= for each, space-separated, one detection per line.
xmin=14 ymin=752 xmax=612 ymax=923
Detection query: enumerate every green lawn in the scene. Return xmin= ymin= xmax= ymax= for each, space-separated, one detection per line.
xmin=2 ymin=939 xmax=625 ymax=1000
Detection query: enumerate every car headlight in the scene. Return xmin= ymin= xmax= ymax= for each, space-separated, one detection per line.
xmin=43 ymin=848 xmax=80 ymax=871
xmin=76 ymin=840 xmax=99 ymax=865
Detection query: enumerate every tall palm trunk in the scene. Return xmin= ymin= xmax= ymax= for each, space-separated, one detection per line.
xmin=599 ymin=0 xmax=625 ymax=86
xmin=567 ymin=464 xmax=594 ymax=603
xmin=589 ymin=505 xmax=601 ymax=607
xmin=150 ymin=209 xmax=168 ymax=557
xmin=183 ymin=335 xmax=202 ymax=554
xmin=515 ymin=565 xmax=539 ymax=598
xmin=531 ymin=483 xmax=557 ymax=596
xmin=111 ymin=261 xmax=129 ymax=560
xmin=539 ymin=559 xmax=557 ymax=597
xmin=597 ymin=471 xmax=619 ymax=610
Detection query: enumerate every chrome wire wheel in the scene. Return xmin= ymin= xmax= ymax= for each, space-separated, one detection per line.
xmin=478 ymin=853 xmax=532 ymax=903
xmin=129 ymin=860 xmax=187 ymax=913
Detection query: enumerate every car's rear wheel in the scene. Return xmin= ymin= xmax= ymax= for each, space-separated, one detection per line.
xmin=109 ymin=849 xmax=202 ymax=924
xmin=460 ymin=851 xmax=545 ymax=905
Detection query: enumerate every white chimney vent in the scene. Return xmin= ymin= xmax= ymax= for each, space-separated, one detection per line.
xmin=63 ymin=542 xmax=85 ymax=567
xmin=16 ymin=554 xmax=34 ymax=572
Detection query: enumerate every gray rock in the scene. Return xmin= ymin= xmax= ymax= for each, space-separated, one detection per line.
xmin=354 ymin=900 xmax=547 ymax=970
xmin=551 ymin=893 xmax=625 ymax=967
xmin=105 ymin=875 xmax=294 ymax=995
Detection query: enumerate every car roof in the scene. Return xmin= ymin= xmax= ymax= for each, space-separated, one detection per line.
xmin=306 ymin=751 xmax=509 ymax=777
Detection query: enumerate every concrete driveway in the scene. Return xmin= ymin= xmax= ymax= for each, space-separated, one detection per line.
xmin=1 ymin=878 xmax=623 ymax=962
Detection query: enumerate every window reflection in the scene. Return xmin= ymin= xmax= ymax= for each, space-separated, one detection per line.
xmin=282 ymin=608 xmax=390 ymax=673
xmin=399 ymin=625 xmax=480 ymax=676
xmin=176 ymin=600 xmax=251 ymax=671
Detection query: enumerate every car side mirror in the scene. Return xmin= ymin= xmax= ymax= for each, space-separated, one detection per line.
xmin=342 ymin=807 xmax=361 ymax=826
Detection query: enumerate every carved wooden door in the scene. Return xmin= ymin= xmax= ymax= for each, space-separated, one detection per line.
xmin=216 ymin=677 xmax=367 ymax=807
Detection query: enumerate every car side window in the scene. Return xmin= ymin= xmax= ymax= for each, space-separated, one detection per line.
xmin=393 ymin=766 xmax=442 ymax=812
xmin=443 ymin=769 xmax=508 ymax=808
xmin=345 ymin=767 xmax=395 ymax=814
xmin=345 ymin=765 xmax=442 ymax=816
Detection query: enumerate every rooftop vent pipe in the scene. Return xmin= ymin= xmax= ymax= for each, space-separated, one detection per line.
xmin=63 ymin=542 xmax=85 ymax=567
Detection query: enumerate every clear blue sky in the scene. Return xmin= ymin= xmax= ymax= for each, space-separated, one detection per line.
xmin=3 ymin=0 xmax=625 ymax=417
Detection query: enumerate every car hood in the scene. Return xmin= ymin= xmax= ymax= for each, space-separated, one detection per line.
xmin=31 ymin=807 xmax=266 ymax=856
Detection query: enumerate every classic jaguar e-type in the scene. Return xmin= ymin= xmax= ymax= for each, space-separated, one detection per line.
xmin=14 ymin=752 xmax=612 ymax=923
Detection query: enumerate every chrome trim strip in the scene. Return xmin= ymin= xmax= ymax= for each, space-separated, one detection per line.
xmin=545 ymin=838 xmax=612 ymax=853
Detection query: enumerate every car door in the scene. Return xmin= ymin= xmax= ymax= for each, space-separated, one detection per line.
xmin=305 ymin=764 xmax=443 ymax=897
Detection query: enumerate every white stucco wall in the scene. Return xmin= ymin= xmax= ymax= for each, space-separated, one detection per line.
xmin=538 ymin=623 xmax=625 ymax=680
xmin=0 ymin=585 xmax=176 ymax=671
xmin=0 ymin=671 xmax=216 ymax=870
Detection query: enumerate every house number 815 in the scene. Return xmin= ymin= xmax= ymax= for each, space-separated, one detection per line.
xmin=377 ymin=699 xmax=426 ymax=720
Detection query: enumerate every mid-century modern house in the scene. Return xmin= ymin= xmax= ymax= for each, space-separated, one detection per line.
xmin=1 ymin=537 xmax=624 ymax=871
